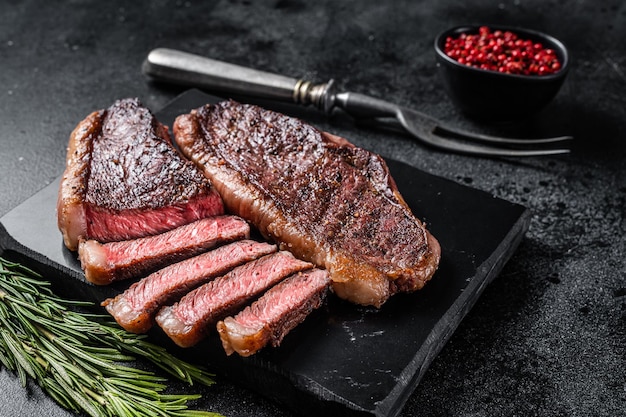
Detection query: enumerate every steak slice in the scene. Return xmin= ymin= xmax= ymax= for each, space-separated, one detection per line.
xmin=173 ymin=100 xmax=441 ymax=308
xmin=78 ymin=216 xmax=250 ymax=285
xmin=57 ymin=97 xmax=224 ymax=251
xmin=102 ymin=240 xmax=277 ymax=333
xmin=217 ymin=268 xmax=330 ymax=357
xmin=155 ymin=251 xmax=313 ymax=347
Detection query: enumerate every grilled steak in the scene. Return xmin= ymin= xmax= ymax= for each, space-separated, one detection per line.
xmin=102 ymin=240 xmax=277 ymax=333
xmin=57 ymin=98 xmax=224 ymax=251
xmin=217 ymin=268 xmax=330 ymax=357
xmin=173 ymin=100 xmax=441 ymax=308
xmin=78 ymin=216 xmax=250 ymax=285
xmin=155 ymin=251 xmax=313 ymax=347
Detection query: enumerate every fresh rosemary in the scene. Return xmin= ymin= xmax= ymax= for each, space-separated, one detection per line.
xmin=0 ymin=257 xmax=223 ymax=417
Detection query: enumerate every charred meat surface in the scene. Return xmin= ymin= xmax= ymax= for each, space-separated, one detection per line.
xmin=79 ymin=216 xmax=250 ymax=285
xmin=57 ymin=98 xmax=224 ymax=251
xmin=217 ymin=268 xmax=330 ymax=357
xmin=155 ymin=251 xmax=313 ymax=347
xmin=102 ymin=240 xmax=277 ymax=333
xmin=173 ymin=100 xmax=441 ymax=308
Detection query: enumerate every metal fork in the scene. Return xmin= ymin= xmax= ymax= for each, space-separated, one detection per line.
xmin=142 ymin=48 xmax=572 ymax=157
xmin=332 ymin=91 xmax=572 ymax=156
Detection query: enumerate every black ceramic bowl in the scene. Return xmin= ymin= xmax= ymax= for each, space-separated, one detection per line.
xmin=434 ymin=25 xmax=570 ymax=120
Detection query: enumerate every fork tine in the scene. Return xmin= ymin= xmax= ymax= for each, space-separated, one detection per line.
xmin=358 ymin=116 xmax=571 ymax=157
xmin=398 ymin=106 xmax=573 ymax=146
xmin=414 ymin=129 xmax=571 ymax=157
xmin=392 ymin=108 xmax=572 ymax=156
xmin=435 ymin=124 xmax=574 ymax=146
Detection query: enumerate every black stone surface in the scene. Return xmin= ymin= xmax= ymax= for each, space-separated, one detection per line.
xmin=1 ymin=1 xmax=625 ymax=417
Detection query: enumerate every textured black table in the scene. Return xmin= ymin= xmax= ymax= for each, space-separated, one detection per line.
xmin=1 ymin=1 xmax=625 ymax=417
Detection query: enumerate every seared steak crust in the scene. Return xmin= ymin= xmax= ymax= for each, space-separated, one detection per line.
xmin=173 ymin=100 xmax=440 ymax=308
xmin=57 ymin=98 xmax=224 ymax=250
xmin=87 ymin=98 xmax=213 ymax=211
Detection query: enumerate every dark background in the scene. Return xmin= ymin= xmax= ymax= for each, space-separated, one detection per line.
xmin=1 ymin=1 xmax=624 ymax=416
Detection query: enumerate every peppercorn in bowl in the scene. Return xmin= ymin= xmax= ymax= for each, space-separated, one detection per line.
xmin=434 ymin=25 xmax=570 ymax=120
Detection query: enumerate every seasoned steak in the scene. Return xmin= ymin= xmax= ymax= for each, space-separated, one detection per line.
xmin=155 ymin=251 xmax=313 ymax=347
xmin=173 ymin=100 xmax=441 ymax=308
xmin=217 ymin=268 xmax=330 ymax=357
xmin=102 ymin=240 xmax=277 ymax=333
xmin=78 ymin=216 xmax=250 ymax=285
xmin=57 ymin=98 xmax=224 ymax=251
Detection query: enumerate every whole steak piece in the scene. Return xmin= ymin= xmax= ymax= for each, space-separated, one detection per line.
xmin=173 ymin=100 xmax=441 ymax=308
xmin=57 ymin=98 xmax=224 ymax=251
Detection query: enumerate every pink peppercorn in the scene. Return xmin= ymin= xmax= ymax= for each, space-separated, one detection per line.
xmin=444 ymin=26 xmax=562 ymax=76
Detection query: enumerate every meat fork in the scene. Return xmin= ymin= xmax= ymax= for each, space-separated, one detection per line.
xmin=142 ymin=48 xmax=572 ymax=157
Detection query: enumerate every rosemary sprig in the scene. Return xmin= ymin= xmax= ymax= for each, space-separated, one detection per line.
xmin=0 ymin=257 xmax=223 ymax=417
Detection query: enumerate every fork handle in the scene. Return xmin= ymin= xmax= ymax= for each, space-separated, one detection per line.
xmin=142 ymin=48 xmax=336 ymax=111
xmin=334 ymin=92 xmax=399 ymax=119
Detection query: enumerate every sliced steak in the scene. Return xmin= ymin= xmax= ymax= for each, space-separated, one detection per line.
xmin=155 ymin=251 xmax=313 ymax=347
xmin=102 ymin=240 xmax=277 ymax=333
xmin=78 ymin=216 xmax=250 ymax=285
xmin=173 ymin=100 xmax=441 ymax=308
xmin=57 ymin=98 xmax=224 ymax=251
xmin=217 ymin=268 xmax=330 ymax=357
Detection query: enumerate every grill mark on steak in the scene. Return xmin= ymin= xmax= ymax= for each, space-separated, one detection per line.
xmin=217 ymin=268 xmax=330 ymax=357
xmin=102 ymin=240 xmax=277 ymax=333
xmin=57 ymin=98 xmax=224 ymax=251
xmin=78 ymin=216 xmax=250 ymax=285
xmin=155 ymin=251 xmax=313 ymax=348
xmin=173 ymin=100 xmax=441 ymax=308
